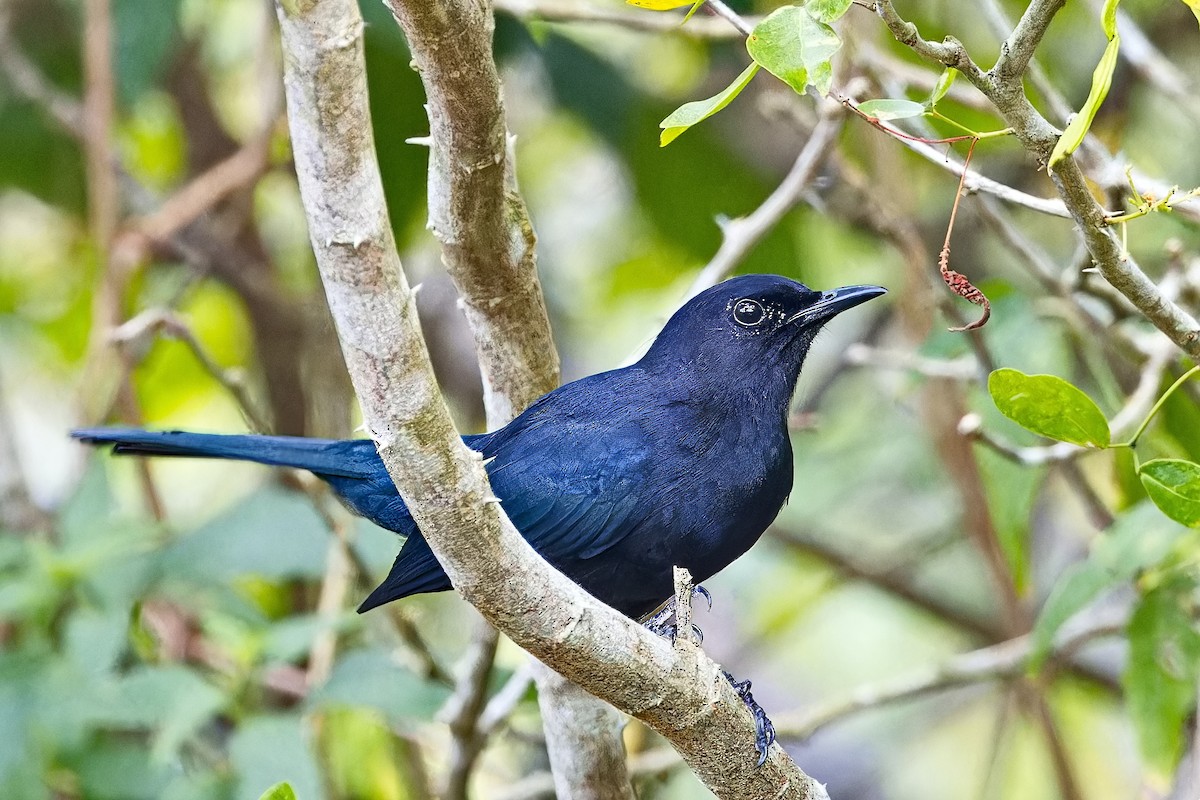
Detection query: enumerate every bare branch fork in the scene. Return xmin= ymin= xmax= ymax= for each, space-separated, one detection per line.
xmin=273 ymin=0 xmax=829 ymax=796
xmin=874 ymin=0 xmax=1200 ymax=362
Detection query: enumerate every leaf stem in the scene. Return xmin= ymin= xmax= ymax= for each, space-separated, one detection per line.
xmin=1122 ymin=364 xmax=1200 ymax=448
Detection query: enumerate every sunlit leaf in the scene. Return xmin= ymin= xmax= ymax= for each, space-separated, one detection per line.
xmin=1029 ymin=503 xmax=1187 ymax=668
xmin=1182 ymin=0 xmax=1200 ymax=28
xmin=1101 ymin=0 xmax=1121 ymax=39
xmin=746 ymin=6 xmax=841 ymax=96
xmin=659 ymin=63 xmax=760 ymax=146
xmin=257 ymin=782 xmax=298 ymax=800
xmin=1139 ymin=459 xmax=1200 ymax=527
xmin=856 ymin=98 xmax=926 ymax=121
xmin=806 ymin=0 xmax=853 ymax=24
xmin=1048 ymin=33 xmax=1120 ymax=168
xmin=1125 ymin=580 xmax=1200 ymax=785
xmin=626 ymin=0 xmax=694 ymax=9
xmin=929 ymin=67 xmax=958 ymax=107
xmin=988 ymin=368 xmax=1110 ymax=448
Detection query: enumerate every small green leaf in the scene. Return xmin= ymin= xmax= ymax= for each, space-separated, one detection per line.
xmin=1029 ymin=502 xmax=1187 ymax=668
xmin=1125 ymin=580 xmax=1200 ymax=785
xmin=988 ymin=368 xmax=1110 ymax=448
xmin=1139 ymin=459 xmax=1200 ymax=527
xmin=856 ymin=98 xmax=927 ymax=121
xmin=1048 ymin=33 xmax=1120 ymax=168
xmin=258 ymin=782 xmax=298 ymax=800
xmin=806 ymin=0 xmax=853 ymax=24
xmin=1100 ymin=0 xmax=1120 ymax=39
xmin=659 ymin=63 xmax=760 ymax=146
xmin=746 ymin=6 xmax=841 ymax=96
xmin=929 ymin=67 xmax=958 ymax=107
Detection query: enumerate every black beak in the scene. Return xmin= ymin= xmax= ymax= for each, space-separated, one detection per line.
xmin=789 ymin=284 xmax=887 ymax=326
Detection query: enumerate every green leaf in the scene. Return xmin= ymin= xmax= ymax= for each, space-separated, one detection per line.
xmin=257 ymin=782 xmax=297 ymax=800
xmin=1125 ymin=580 xmax=1200 ymax=785
xmin=306 ymin=648 xmax=451 ymax=725
xmin=232 ymin=716 xmax=322 ymax=800
xmin=1048 ymin=33 xmax=1120 ymax=168
xmin=988 ymin=368 xmax=1111 ymax=448
xmin=746 ymin=6 xmax=841 ymax=96
xmin=659 ymin=63 xmax=760 ymax=146
xmin=1139 ymin=459 xmax=1200 ymax=527
xmin=856 ymin=98 xmax=927 ymax=121
xmin=806 ymin=0 xmax=853 ymax=24
xmin=929 ymin=67 xmax=958 ymax=107
xmin=1029 ymin=503 xmax=1187 ymax=668
xmin=1100 ymin=0 xmax=1120 ymax=39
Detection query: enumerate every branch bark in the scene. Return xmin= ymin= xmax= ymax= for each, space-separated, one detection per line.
xmin=875 ymin=0 xmax=1200 ymax=362
xmin=273 ymin=0 xmax=829 ymax=796
xmin=381 ymin=0 xmax=559 ymax=426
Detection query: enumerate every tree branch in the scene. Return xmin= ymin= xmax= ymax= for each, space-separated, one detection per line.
xmin=273 ymin=0 xmax=829 ymax=796
xmin=382 ymin=0 xmax=559 ymax=426
xmin=874 ymin=0 xmax=1200 ymax=362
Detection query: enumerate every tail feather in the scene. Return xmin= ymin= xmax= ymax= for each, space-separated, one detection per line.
xmin=71 ymin=428 xmax=375 ymax=479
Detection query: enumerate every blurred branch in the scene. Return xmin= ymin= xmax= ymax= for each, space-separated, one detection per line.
xmin=441 ymin=617 xmax=501 ymax=800
xmin=131 ymin=126 xmax=277 ymax=244
xmin=383 ymin=0 xmax=559 ymax=428
xmin=494 ymin=0 xmax=747 ymax=38
xmin=274 ymin=1 xmax=830 ymax=795
xmin=843 ymin=343 xmax=977 ymax=380
xmin=109 ymin=309 xmax=272 ymax=432
xmin=685 ymin=101 xmax=845 ymax=299
xmin=78 ymin=0 xmax=165 ymax=521
xmin=0 ymin=6 xmax=85 ymax=134
xmin=771 ymin=602 xmax=1127 ymax=740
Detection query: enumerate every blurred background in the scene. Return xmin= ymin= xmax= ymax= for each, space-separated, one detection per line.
xmin=1 ymin=0 xmax=1199 ymax=797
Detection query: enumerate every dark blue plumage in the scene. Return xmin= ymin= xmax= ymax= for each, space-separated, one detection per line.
xmin=73 ymin=275 xmax=884 ymax=621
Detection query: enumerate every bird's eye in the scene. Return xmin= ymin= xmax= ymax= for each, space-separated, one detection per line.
xmin=732 ymin=299 xmax=766 ymax=327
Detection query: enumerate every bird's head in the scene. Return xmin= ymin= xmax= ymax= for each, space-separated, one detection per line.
xmin=643 ymin=274 xmax=886 ymax=398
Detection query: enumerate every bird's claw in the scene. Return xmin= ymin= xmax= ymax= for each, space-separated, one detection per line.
xmin=723 ymin=670 xmax=776 ymax=767
xmin=655 ymin=622 xmax=705 ymax=644
xmin=641 ymin=584 xmax=713 ymax=639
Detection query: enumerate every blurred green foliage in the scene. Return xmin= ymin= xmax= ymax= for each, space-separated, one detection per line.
xmin=1 ymin=0 xmax=1199 ymax=797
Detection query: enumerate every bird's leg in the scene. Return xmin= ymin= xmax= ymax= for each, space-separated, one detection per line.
xmin=723 ymin=670 xmax=776 ymax=767
xmin=640 ymin=584 xmax=712 ymax=642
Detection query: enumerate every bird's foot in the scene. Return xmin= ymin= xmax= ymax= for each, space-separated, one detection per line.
xmin=723 ymin=670 xmax=776 ymax=767
xmin=641 ymin=584 xmax=712 ymax=641
xmin=659 ymin=622 xmax=705 ymax=644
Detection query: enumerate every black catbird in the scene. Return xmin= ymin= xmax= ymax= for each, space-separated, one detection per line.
xmin=74 ymin=273 xmax=885 ymax=762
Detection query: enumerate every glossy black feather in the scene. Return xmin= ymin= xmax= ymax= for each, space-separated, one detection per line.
xmin=73 ymin=275 xmax=884 ymax=619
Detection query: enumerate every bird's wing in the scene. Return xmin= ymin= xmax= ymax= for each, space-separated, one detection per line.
xmin=481 ymin=408 xmax=656 ymax=564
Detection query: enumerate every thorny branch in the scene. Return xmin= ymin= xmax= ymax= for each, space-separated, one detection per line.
xmin=274 ymin=0 xmax=830 ymax=797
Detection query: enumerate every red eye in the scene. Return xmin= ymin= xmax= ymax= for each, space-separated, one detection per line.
xmin=733 ymin=299 xmax=765 ymax=327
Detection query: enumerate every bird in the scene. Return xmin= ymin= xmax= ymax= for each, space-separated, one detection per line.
xmin=73 ymin=273 xmax=885 ymax=761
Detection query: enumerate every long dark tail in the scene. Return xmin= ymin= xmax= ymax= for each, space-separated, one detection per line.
xmin=71 ymin=428 xmax=376 ymax=479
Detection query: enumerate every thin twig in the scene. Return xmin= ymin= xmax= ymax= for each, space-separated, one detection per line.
xmin=771 ymin=603 xmax=1126 ymax=740
xmin=493 ymin=0 xmax=747 ymax=38
xmin=685 ymin=105 xmax=845 ymax=300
